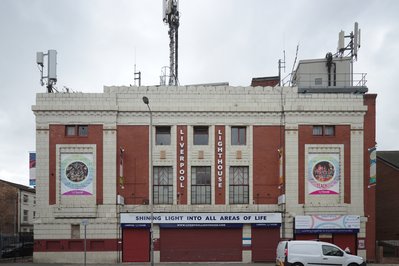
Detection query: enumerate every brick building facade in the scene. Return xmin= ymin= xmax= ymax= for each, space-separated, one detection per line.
xmin=0 ymin=179 xmax=36 ymax=236
xmin=32 ymin=77 xmax=377 ymax=263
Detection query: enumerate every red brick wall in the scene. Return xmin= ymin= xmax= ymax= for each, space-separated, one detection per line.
xmin=253 ymin=126 xmax=283 ymax=204
xmin=0 ymin=182 xmax=18 ymax=234
xmin=49 ymin=125 xmax=103 ymax=205
xmin=298 ymin=125 xmax=351 ymax=204
xmin=376 ymin=159 xmax=399 ymax=240
xmin=117 ymin=125 xmax=149 ymax=205
xmin=364 ymin=94 xmax=377 ymax=261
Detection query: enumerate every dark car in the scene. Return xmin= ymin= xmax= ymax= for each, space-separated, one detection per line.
xmin=1 ymin=242 xmax=33 ymax=258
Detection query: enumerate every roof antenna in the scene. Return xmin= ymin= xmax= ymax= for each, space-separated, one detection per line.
xmin=278 ymin=51 xmax=286 ymax=86
xmin=163 ymin=0 xmax=180 ymax=86
xmin=36 ymin=50 xmax=57 ymax=93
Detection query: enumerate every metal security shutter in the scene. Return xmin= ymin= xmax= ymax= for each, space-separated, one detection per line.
xmin=333 ymin=234 xmax=357 ymax=255
xmin=160 ymin=228 xmax=242 ymax=262
xmin=252 ymin=227 xmax=280 ymax=262
xmin=122 ymin=228 xmax=150 ymax=262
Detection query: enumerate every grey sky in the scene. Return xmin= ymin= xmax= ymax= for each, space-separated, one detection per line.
xmin=1 ymin=0 xmax=398 ymax=185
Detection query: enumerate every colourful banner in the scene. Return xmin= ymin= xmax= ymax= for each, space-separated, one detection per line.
xmin=369 ymin=147 xmax=376 ymax=185
xmin=61 ymin=153 xmax=94 ymax=196
xmin=295 ymin=215 xmax=360 ymax=229
xmin=308 ymin=153 xmax=340 ymax=195
xmin=29 ymin=152 xmax=36 ymax=187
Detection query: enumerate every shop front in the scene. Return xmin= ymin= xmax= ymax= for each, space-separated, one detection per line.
xmin=120 ymin=212 xmax=281 ymax=262
xmin=294 ymin=215 xmax=360 ymax=254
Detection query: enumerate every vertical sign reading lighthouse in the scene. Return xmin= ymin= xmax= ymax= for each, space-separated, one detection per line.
xmin=176 ymin=125 xmax=187 ymax=204
xmin=215 ymin=126 xmax=225 ymax=204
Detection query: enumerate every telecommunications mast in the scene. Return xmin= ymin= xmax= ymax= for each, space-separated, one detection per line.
xmin=36 ymin=50 xmax=57 ymax=93
xmin=162 ymin=0 xmax=180 ymax=86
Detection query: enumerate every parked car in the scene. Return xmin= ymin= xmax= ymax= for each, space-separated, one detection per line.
xmin=276 ymin=240 xmax=366 ymax=266
xmin=1 ymin=242 xmax=33 ymax=258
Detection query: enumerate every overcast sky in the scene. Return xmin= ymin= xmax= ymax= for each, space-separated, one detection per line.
xmin=1 ymin=0 xmax=398 ymax=186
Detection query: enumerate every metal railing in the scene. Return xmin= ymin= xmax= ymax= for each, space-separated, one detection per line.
xmin=293 ymin=72 xmax=367 ymax=88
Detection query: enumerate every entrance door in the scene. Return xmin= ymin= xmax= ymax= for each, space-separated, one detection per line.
xmin=252 ymin=227 xmax=280 ymax=262
xmin=122 ymin=228 xmax=150 ymax=262
xmin=160 ymin=228 xmax=242 ymax=262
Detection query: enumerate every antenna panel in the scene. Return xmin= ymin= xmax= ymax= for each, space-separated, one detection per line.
xmin=48 ymin=50 xmax=57 ymax=81
xmin=162 ymin=0 xmax=169 ymax=21
xmin=36 ymin=52 xmax=44 ymax=66
xmin=338 ymin=30 xmax=345 ymax=51
xmin=353 ymin=22 xmax=359 ymax=56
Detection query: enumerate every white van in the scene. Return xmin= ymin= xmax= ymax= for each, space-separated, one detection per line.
xmin=276 ymin=240 xmax=366 ymax=266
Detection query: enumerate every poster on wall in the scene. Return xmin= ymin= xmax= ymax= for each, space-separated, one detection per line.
xmin=369 ymin=147 xmax=377 ymax=186
xmin=29 ymin=151 xmax=36 ymax=187
xmin=308 ymin=153 xmax=340 ymax=195
xmin=61 ymin=153 xmax=94 ymax=196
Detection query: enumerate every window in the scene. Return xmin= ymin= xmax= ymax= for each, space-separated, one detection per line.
xmin=312 ymin=125 xmax=335 ymax=136
xmin=66 ymin=125 xmax=76 ymax=136
xmin=78 ymin=125 xmax=88 ymax=136
xmin=71 ymin=224 xmax=80 ymax=239
xmin=33 ymin=211 xmax=36 ymax=219
xmin=231 ymin=126 xmax=246 ymax=145
xmin=193 ymin=126 xmax=209 ymax=145
xmin=23 ymin=210 xmax=28 ymax=222
xmin=229 ymin=166 xmax=249 ymax=204
xmin=156 ymin=126 xmax=171 ymax=145
xmin=324 ymin=126 xmax=335 ymax=136
xmin=153 ymin=166 xmax=173 ymax=204
xmin=322 ymin=245 xmax=344 ymax=257
xmin=65 ymin=125 xmax=89 ymax=137
xmin=23 ymin=194 xmax=28 ymax=203
xmin=191 ymin=166 xmax=211 ymax=204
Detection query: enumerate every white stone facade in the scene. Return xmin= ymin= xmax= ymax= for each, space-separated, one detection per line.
xmin=32 ymin=85 xmax=371 ymax=263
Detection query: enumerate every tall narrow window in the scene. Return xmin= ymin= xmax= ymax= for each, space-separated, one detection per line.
xmin=156 ymin=126 xmax=171 ymax=145
xmin=231 ymin=126 xmax=246 ymax=145
xmin=23 ymin=210 xmax=29 ymax=222
xmin=153 ymin=166 xmax=173 ymax=204
xmin=229 ymin=166 xmax=249 ymax=204
xmin=23 ymin=194 xmax=28 ymax=203
xmin=191 ymin=166 xmax=211 ymax=204
xmin=193 ymin=126 xmax=209 ymax=145
xmin=71 ymin=224 xmax=80 ymax=239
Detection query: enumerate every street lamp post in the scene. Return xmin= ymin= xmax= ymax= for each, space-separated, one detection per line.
xmin=142 ymin=96 xmax=154 ymax=266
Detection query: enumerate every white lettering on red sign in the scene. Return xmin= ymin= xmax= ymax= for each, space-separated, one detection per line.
xmin=178 ymin=128 xmax=185 ymax=188
xmin=217 ymin=129 xmax=224 ymax=188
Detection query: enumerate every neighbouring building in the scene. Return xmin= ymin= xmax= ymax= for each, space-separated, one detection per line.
xmin=32 ymin=56 xmax=376 ymax=263
xmin=376 ymin=151 xmax=399 ymax=240
xmin=0 ymin=179 xmax=36 ymax=238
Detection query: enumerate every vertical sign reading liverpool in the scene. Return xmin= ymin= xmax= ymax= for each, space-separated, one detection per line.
xmin=176 ymin=125 xmax=187 ymax=204
xmin=215 ymin=126 xmax=225 ymax=204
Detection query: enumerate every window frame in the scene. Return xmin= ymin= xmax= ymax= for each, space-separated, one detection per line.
xmin=231 ymin=126 xmax=247 ymax=145
xmin=153 ymin=166 xmax=173 ymax=204
xmin=65 ymin=125 xmax=89 ymax=137
xmin=155 ymin=126 xmax=171 ymax=145
xmin=229 ymin=166 xmax=249 ymax=204
xmin=312 ymin=125 xmax=335 ymax=136
xmin=191 ymin=166 xmax=211 ymax=204
xmin=193 ymin=126 xmax=209 ymax=145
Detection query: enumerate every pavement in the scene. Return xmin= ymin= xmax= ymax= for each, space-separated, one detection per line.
xmin=0 ymin=262 xmax=399 ymax=266
xmin=0 ymin=258 xmax=398 ymax=266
